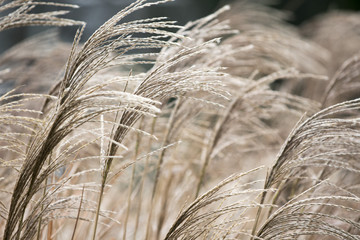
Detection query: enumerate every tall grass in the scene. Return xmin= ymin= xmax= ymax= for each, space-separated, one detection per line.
xmin=0 ymin=0 xmax=359 ymax=239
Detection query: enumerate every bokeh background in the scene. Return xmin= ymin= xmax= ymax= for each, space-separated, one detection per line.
xmin=1 ymin=0 xmax=360 ymax=53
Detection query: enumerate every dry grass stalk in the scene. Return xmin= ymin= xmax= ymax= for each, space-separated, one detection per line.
xmin=1 ymin=0 xmax=360 ymax=239
xmin=322 ymin=54 xmax=360 ymax=107
xmin=0 ymin=1 xmax=83 ymax=31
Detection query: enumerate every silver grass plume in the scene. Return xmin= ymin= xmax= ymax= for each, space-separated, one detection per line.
xmin=3 ymin=0 xmax=184 ymax=239
xmin=165 ymin=167 xmax=274 ymax=240
xmin=0 ymin=0 xmax=83 ymax=31
xmin=250 ymin=99 xmax=360 ymax=239
xmin=257 ymin=181 xmax=360 ymax=239
xmin=265 ymin=98 xmax=360 ymax=189
xmin=94 ymin=4 xmax=233 ymax=239
xmin=322 ymin=54 xmax=360 ymax=106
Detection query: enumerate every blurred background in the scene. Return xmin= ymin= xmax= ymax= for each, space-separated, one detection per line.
xmin=0 ymin=0 xmax=360 ymax=53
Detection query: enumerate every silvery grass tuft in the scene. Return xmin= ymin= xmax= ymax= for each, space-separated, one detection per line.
xmin=0 ymin=0 xmax=360 ymax=239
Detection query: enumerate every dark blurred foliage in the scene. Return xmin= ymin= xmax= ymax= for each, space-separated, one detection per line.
xmin=0 ymin=0 xmax=220 ymax=53
xmin=274 ymin=0 xmax=360 ymax=24
xmin=0 ymin=0 xmax=359 ymax=53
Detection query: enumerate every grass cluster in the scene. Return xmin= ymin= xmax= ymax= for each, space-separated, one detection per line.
xmin=0 ymin=0 xmax=360 ymax=239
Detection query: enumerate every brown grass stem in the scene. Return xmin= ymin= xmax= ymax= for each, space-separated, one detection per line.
xmin=133 ymin=117 xmax=157 ymax=240
xmin=36 ymin=153 xmax=52 ymax=240
xmin=71 ymin=185 xmax=85 ymax=240
xmin=123 ymin=117 xmax=144 ymax=240
xmin=145 ymin=97 xmax=181 ymax=239
xmin=195 ymin=97 xmax=238 ymax=198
